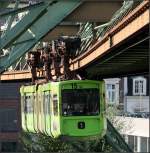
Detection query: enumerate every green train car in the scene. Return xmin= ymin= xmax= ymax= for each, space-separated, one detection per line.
xmin=20 ymin=80 xmax=107 ymax=138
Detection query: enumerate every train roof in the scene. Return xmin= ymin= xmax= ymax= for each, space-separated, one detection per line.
xmin=20 ymin=80 xmax=102 ymax=94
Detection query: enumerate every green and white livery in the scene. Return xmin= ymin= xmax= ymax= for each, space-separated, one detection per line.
xmin=20 ymin=80 xmax=107 ymax=138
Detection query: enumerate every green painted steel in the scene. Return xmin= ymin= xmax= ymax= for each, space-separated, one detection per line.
xmin=4 ymin=0 xmax=20 ymax=35
xmin=20 ymin=80 xmax=107 ymax=138
xmin=78 ymin=0 xmax=134 ymax=55
xmin=0 ymin=1 xmax=10 ymax=9
xmin=105 ymin=119 xmax=133 ymax=152
xmin=0 ymin=0 xmax=82 ymax=73
xmin=0 ymin=2 xmax=49 ymax=50
xmin=0 ymin=2 xmax=44 ymax=18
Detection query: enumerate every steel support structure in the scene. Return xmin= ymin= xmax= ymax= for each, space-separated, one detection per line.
xmin=0 ymin=0 xmax=82 ymax=74
xmin=106 ymin=119 xmax=133 ymax=152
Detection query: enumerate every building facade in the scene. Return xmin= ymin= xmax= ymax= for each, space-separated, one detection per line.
xmin=105 ymin=75 xmax=149 ymax=152
xmin=123 ymin=75 xmax=149 ymax=113
xmin=105 ymin=75 xmax=149 ymax=113
xmin=0 ymin=82 xmax=22 ymax=152
xmin=120 ymin=117 xmax=149 ymax=152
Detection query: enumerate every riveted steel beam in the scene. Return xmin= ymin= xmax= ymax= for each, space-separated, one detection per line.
xmin=0 ymin=1 xmax=49 ymax=50
xmin=0 ymin=1 xmax=44 ymax=18
xmin=4 ymin=0 xmax=20 ymax=35
xmin=106 ymin=119 xmax=133 ymax=152
xmin=0 ymin=0 xmax=82 ymax=73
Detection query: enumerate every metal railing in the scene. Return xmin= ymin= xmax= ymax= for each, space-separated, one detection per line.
xmin=105 ymin=119 xmax=133 ymax=152
xmin=8 ymin=55 xmax=29 ymax=71
xmin=78 ymin=0 xmax=143 ymax=55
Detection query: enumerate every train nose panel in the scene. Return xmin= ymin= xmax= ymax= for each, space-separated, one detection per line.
xmin=62 ymin=117 xmax=104 ymax=137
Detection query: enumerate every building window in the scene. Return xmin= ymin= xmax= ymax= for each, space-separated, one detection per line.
xmin=53 ymin=94 xmax=58 ymax=116
xmin=128 ymin=135 xmax=134 ymax=149
xmin=148 ymin=137 xmax=150 ymax=152
xmin=1 ymin=142 xmax=17 ymax=152
xmin=133 ymin=77 xmax=146 ymax=95
xmin=0 ymin=109 xmax=18 ymax=132
xmin=141 ymin=137 xmax=148 ymax=152
xmin=126 ymin=135 xmax=149 ymax=152
xmin=106 ymin=84 xmax=116 ymax=103
xmin=134 ymin=136 xmax=137 ymax=152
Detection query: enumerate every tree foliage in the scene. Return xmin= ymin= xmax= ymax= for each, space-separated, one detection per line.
xmin=19 ymin=132 xmax=110 ymax=152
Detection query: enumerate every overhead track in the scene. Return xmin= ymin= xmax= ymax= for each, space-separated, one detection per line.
xmin=0 ymin=0 xmax=82 ymax=73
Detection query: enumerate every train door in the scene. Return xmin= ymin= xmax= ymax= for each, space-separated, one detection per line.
xmin=24 ymin=94 xmax=34 ymax=132
xmin=33 ymin=92 xmax=38 ymax=132
xmin=37 ymin=91 xmax=43 ymax=133
xmin=43 ymin=91 xmax=51 ymax=136
xmin=99 ymin=81 xmax=106 ymax=116
xmin=100 ymin=81 xmax=107 ymax=137
xmin=51 ymin=89 xmax=60 ymax=138
xmin=21 ymin=92 xmax=26 ymax=131
xmin=41 ymin=92 xmax=45 ymax=133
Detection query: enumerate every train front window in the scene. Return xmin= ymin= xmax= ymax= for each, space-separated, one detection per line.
xmin=62 ymin=89 xmax=100 ymax=116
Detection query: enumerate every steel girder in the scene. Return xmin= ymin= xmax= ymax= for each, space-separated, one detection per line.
xmin=106 ymin=119 xmax=133 ymax=152
xmin=0 ymin=0 xmax=82 ymax=73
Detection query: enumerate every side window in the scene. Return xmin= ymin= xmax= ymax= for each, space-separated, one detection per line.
xmin=24 ymin=95 xmax=33 ymax=113
xmin=43 ymin=92 xmax=50 ymax=115
xmin=133 ymin=77 xmax=146 ymax=95
xmin=21 ymin=95 xmax=25 ymax=113
xmin=33 ymin=94 xmax=36 ymax=108
xmin=53 ymin=94 xmax=58 ymax=116
xmin=38 ymin=93 xmax=42 ymax=114
xmin=24 ymin=96 xmax=28 ymax=113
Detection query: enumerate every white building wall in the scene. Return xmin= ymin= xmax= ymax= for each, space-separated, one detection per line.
xmin=116 ymin=116 xmax=149 ymax=152
xmin=123 ymin=77 xmax=128 ymax=111
xmin=126 ymin=96 xmax=149 ymax=113
xmin=116 ymin=116 xmax=149 ymax=137
xmin=123 ymin=76 xmax=149 ymax=113
xmin=124 ymin=77 xmax=128 ymax=95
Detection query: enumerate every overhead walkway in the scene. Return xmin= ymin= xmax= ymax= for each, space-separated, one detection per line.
xmin=0 ymin=0 xmax=149 ymax=81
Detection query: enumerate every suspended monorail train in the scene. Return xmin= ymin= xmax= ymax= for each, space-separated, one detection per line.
xmin=20 ymin=80 xmax=107 ymax=138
